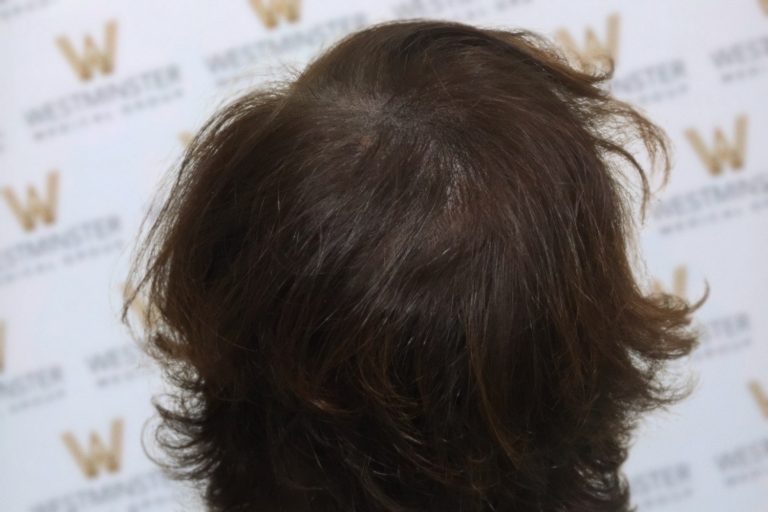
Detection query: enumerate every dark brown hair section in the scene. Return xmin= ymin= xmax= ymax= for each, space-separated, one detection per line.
xmin=122 ymin=18 xmax=708 ymax=512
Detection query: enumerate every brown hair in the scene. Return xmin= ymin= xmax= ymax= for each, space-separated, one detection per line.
xmin=122 ymin=18 xmax=708 ymax=512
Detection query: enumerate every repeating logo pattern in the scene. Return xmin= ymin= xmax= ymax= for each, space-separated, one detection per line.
xmin=1 ymin=1 xmax=765 ymax=511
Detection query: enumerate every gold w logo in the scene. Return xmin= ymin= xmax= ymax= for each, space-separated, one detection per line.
xmin=249 ymin=0 xmax=301 ymax=29
xmin=554 ymin=12 xmax=620 ymax=74
xmin=61 ymin=418 xmax=124 ymax=479
xmin=651 ymin=265 xmax=687 ymax=300
xmin=685 ymin=114 xmax=747 ymax=176
xmin=56 ymin=20 xmax=118 ymax=81
xmin=2 ymin=171 xmax=59 ymax=232
xmin=748 ymin=380 xmax=767 ymax=419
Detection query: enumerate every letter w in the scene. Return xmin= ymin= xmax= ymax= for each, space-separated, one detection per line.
xmin=685 ymin=114 xmax=747 ymax=176
xmin=56 ymin=20 xmax=118 ymax=81
xmin=554 ymin=12 xmax=620 ymax=73
xmin=249 ymin=0 xmax=301 ymax=29
xmin=2 ymin=171 xmax=59 ymax=232
xmin=61 ymin=418 xmax=124 ymax=479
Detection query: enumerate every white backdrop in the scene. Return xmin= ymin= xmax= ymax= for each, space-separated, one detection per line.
xmin=1 ymin=1 xmax=766 ymax=511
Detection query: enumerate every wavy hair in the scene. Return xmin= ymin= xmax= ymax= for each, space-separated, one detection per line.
xmin=122 ymin=18 xmax=708 ymax=512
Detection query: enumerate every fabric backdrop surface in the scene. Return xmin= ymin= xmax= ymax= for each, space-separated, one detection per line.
xmin=0 ymin=0 xmax=766 ymax=511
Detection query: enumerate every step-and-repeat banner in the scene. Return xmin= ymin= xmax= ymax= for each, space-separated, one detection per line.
xmin=1 ymin=1 xmax=766 ymax=510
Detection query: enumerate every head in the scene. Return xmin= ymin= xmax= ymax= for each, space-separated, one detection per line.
xmin=123 ymin=18 xmax=708 ymax=512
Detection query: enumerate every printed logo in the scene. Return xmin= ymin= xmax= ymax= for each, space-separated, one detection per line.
xmin=61 ymin=418 xmax=124 ymax=479
xmin=748 ymin=380 xmax=767 ymax=419
xmin=685 ymin=114 xmax=747 ymax=176
xmin=715 ymin=436 xmax=768 ymax=486
xmin=554 ymin=12 xmax=620 ymax=73
xmin=694 ymin=313 xmax=752 ymax=361
xmin=249 ymin=0 xmax=301 ymax=29
xmin=629 ymin=462 xmax=693 ymax=509
xmin=56 ymin=20 xmax=118 ymax=82
xmin=2 ymin=171 xmax=59 ymax=232
xmin=650 ymin=113 xmax=763 ymax=235
xmin=651 ymin=265 xmax=687 ymax=299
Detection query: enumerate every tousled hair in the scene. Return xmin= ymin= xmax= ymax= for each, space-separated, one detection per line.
xmin=122 ymin=18 xmax=708 ymax=512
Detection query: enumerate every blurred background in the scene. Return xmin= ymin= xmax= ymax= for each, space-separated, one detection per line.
xmin=0 ymin=0 xmax=766 ymax=510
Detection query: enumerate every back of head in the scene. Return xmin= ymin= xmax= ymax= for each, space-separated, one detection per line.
xmin=123 ymin=18 xmax=708 ymax=512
